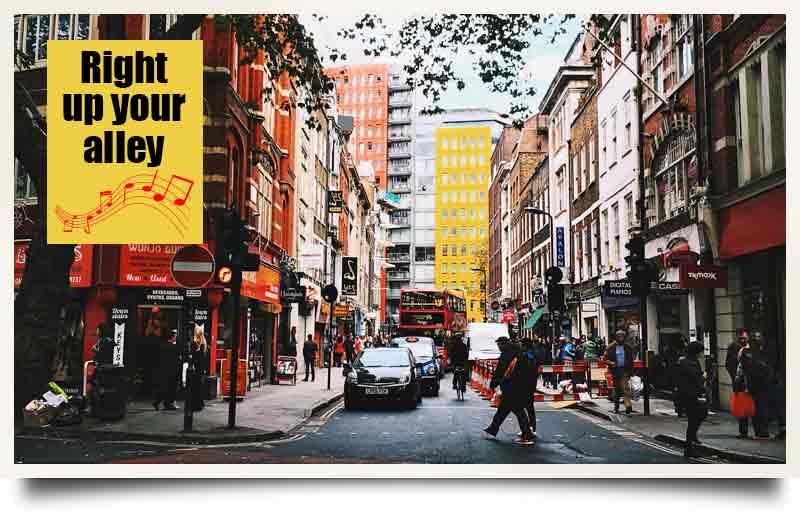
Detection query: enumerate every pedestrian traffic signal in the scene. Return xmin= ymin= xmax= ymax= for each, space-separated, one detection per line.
xmin=625 ymin=235 xmax=645 ymax=267
xmin=547 ymin=282 xmax=565 ymax=313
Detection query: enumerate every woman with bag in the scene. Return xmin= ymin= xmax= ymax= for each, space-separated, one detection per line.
xmin=736 ymin=339 xmax=772 ymax=440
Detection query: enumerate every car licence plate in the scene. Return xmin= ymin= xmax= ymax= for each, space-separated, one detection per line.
xmin=365 ymin=387 xmax=388 ymax=395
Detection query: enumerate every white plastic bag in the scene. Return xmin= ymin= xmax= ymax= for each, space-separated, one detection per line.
xmin=629 ymin=375 xmax=644 ymax=401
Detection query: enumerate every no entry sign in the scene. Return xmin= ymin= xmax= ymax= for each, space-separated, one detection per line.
xmin=170 ymin=245 xmax=215 ymax=289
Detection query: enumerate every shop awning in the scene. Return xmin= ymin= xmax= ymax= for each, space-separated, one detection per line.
xmin=523 ymin=307 xmax=545 ymax=330
xmin=719 ymin=185 xmax=785 ymax=260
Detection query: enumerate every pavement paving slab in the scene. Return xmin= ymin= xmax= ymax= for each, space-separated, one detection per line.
xmin=18 ymin=367 xmax=345 ymax=444
xmin=574 ymin=395 xmax=785 ymax=463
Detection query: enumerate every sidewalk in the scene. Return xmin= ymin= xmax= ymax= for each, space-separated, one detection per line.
xmin=20 ymin=367 xmax=345 ymax=444
xmin=574 ymin=395 xmax=785 ymax=463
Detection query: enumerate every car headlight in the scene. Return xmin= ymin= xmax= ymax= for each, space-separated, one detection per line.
xmin=400 ymin=373 xmax=411 ymax=384
xmin=346 ymin=371 xmax=358 ymax=383
xmin=425 ymin=364 xmax=437 ymax=376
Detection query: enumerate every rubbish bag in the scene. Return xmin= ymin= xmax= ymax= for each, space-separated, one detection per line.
xmin=629 ymin=375 xmax=644 ymax=401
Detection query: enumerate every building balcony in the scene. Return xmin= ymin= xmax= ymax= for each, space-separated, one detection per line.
xmin=387 ymin=289 xmax=402 ymax=300
xmin=388 ymin=134 xmax=412 ymax=143
xmin=387 ymin=253 xmax=411 ymax=263
xmin=388 ymin=166 xmax=412 ymax=176
xmin=389 ymin=97 xmax=412 ymax=108
xmin=387 ymin=271 xmax=411 ymax=281
xmin=388 ymin=148 xmax=412 ymax=160
xmin=389 ymin=217 xmax=410 ymax=227
xmin=389 ymin=182 xmax=411 ymax=193
xmin=389 ymin=78 xmax=413 ymax=91
xmin=388 ymin=116 xmax=412 ymax=126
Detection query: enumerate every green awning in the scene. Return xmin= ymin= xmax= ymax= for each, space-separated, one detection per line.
xmin=523 ymin=307 xmax=545 ymax=330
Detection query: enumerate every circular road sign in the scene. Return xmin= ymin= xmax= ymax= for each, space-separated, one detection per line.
xmin=322 ymin=284 xmax=338 ymax=304
xmin=170 ymin=245 xmax=215 ymax=289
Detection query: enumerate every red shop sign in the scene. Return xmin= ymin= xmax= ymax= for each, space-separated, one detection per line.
xmin=679 ymin=263 xmax=728 ymax=289
xmin=119 ymin=244 xmax=207 ymax=287
xmin=14 ymin=242 xmax=93 ymax=289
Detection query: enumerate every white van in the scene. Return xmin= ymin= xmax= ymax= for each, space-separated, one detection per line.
xmin=466 ymin=322 xmax=509 ymax=361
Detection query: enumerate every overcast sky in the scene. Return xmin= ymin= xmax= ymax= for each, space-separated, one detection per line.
xmin=303 ymin=14 xmax=584 ymax=116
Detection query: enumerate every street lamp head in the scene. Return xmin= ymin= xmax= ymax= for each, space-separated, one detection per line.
xmin=524 ymin=207 xmax=548 ymax=216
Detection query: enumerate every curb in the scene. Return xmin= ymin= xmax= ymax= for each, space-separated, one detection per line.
xmin=654 ymin=434 xmax=786 ymax=464
xmin=573 ymin=402 xmax=615 ymax=422
xmin=18 ymin=393 xmax=345 ymax=446
xmin=302 ymin=393 xmax=344 ymax=418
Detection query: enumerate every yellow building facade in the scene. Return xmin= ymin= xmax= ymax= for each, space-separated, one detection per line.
xmin=434 ymin=126 xmax=491 ymax=322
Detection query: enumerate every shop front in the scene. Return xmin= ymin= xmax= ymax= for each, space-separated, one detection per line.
xmin=241 ymin=264 xmax=281 ymax=387
xmin=14 ymin=242 xmax=94 ymax=395
xmin=715 ymin=185 xmax=785 ymax=409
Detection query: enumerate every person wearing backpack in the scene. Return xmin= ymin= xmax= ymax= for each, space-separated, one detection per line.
xmin=482 ymin=337 xmax=534 ymax=445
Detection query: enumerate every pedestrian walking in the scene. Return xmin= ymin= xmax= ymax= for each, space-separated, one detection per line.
xmin=334 ymin=336 xmax=345 ymax=367
xmin=302 ymin=334 xmax=317 ymax=382
xmin=153 ymin=329 xmax=179 ymax=411
xmin=603 ymin=329 xmax=634 ymax=416
xmin=482 ymin=337 xmax=535 ymax=445
xmin=674 ymin=342 xmax=708 ymax=458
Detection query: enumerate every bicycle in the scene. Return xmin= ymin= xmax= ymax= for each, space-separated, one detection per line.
xmin=453 ymin=365 xmax=467 ymax=401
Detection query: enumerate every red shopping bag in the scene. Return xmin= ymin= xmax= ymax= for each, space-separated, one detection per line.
xmin=730 ymin=391 xmax=756 ymax=419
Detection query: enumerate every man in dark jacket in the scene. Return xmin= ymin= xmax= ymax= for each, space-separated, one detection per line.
xmin=302 ymin=335 xmax=317 ymax=382
xmin=674 ymin=342 xmax=707 ymax=458
xmin=519 ymin=338 xmax=539 ymax=437
xmin=482 ymin=337 xmax=534 ymax=444
xmin=344 ymin=334 xmax=355 ymax=365
xmin=603 ymin=330 xmax=634 ymax=415
xmin=286 ymin=327 xmax=299 ymax=357
xmin=153 ymin=329 xmax=180 ymax=411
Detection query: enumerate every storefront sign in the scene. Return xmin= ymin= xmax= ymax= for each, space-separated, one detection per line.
xmin=119 ymin=244 xmax=188 ymax=287
xmin=679 ymin=263 xmax=727 ymax=289
xmin=242 ymin=265 xmax=281 ymax=303
xmin=654 ymin=281 xmax=689 ymax=296
xmin=14 ymin=242 xmax=93 ymax=288
xmin=556 ymin=227 xmax=565 ymax=267
xmin=327 ymin=190 xmax=343 ymax=214
xmin=603 ymin=280 xmax=633 ymax=297
xmin=502 ymin=310 xmax=516 ymax=323
xmin=145 ymin=288 xmax=185 ymax=303
xmin=341 ymin=256 xmax=358 ymax=296
xmin=334 ymin=304 xmax=352 ymax=317
xmin=110 ymin=307 xmax=129 ymax=367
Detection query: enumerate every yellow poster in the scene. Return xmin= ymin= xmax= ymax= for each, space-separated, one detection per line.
xmin=46 ymin=40 xmax=202 ymax=244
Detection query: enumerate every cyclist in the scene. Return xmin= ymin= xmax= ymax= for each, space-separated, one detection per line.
xmin=449 ymin=335 xmax=469 ymax=395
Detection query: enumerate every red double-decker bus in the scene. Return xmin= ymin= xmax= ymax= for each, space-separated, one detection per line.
xmin=398 ymin=289 xmax=467 ymax=370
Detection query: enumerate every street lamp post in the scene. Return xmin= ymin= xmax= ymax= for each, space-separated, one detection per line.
xmin=523 ymin=207 xmax=556 ymax=343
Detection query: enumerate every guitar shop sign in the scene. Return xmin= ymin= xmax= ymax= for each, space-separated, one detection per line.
xmin=341 ymin=256 xmax=358 ymax=296
xmin=679 ymin=264 xmax=727 ymax=289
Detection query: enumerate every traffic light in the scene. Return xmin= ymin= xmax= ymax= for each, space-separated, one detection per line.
xmin=547 ymin=281 xmax=565 ymax=313
xmin=625 ymin=235 xmax=657 ymax=296
xmin=215 ymin=208 xmax=249 ymax=284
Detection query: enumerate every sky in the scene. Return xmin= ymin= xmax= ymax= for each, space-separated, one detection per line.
xmin=303 ymin=14 xmax=584 ymax=117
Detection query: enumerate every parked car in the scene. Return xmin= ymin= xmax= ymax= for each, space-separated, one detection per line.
xmin=392 ymin=339 xmax=440 ymax=396
xmin=343 ymin=348 xmax=423 ymax=410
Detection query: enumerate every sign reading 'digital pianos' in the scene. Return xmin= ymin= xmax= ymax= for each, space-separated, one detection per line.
xmin=47 ymin=41 xmax=202 ymax=244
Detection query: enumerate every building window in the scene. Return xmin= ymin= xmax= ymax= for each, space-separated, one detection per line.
xmin=612 ymin=203 xmax=620 ymax=266
xmin=441 ymin=209 xmax=448 ymax=219
xmin=574 ymin=230 xmax=582 ymax=283
xmin=610 ymin=109 xmax=618 ymax=165
xmin=441 ymin=228 xmax=448 ymax=238
xmin=461 ymin=245 xmax=467 ymax=256
xmin=451 ymin=244 xmax=457 ymax=255
xmin=650 ymin=129 xmax=695 ymax=224
xmin=673 ymin=14 xmax=694 ymax=80
xmin=625 ymin=193 xmax=635 ymax=230
xmin=441 ymin=263 xmax=448 ymax=273
xmin=148 ymin=14 xmax=178 ymax=40
xmin=602 ymin=209 xmax=610 ymax=268
xmin=14 ymin=158 xmax=37 ymax=201
xmin=556 ymin=169 xmax=565 ymax=212
xmin=442 ymin=245 xmax=448 ymax=256
xmin=600 ymin=121 xmax=607 ymax=172
xmin=584 ymin=226 xmax=592 ymax=279
xmin=623 ymin=92 xmax=632 ymax=152
xmin=573 ymin=150 xmax=581 ymax=197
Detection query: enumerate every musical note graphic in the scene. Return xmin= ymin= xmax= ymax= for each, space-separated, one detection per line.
xmin=153 ymin=174 xmax=194 ymax=206
xmin=142 ymin=170 xmax=158 ymax=192
xmin=54 ymin=171 xmax=193 ymax=238
xmin=97 ymin=190 xmax=112 ymax=214
xmin=124 ymin=182 xmax=134 ymax=205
